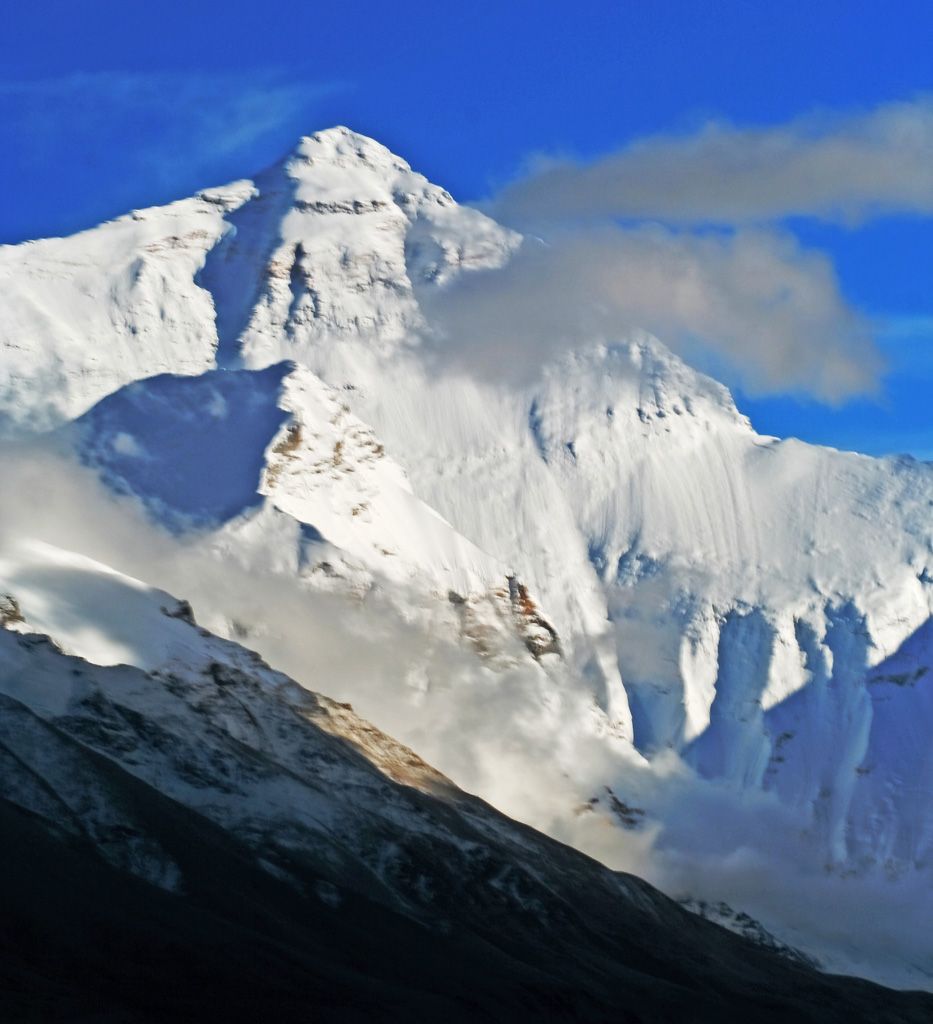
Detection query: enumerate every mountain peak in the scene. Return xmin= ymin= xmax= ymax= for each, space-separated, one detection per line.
xmin=285 ymin=126 xmax=413 ymax=177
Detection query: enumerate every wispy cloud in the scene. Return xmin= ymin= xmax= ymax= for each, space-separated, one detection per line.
xmin=0 ymin=70 xmax=343 ymax=230
xmin=1 ymin=69 xmax=342 ymax=167
xmin=495 ymin=97 xmax=933 ymax=226
xmin=878 ymin=314 xmax=933 ymax=339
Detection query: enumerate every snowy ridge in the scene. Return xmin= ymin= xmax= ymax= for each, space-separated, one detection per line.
xmin=0 ymin=537 xmax=493 ymax=883
xmin=679 ymin=898 xmax=821 ymax=969
xmin=0 ymin=183 xmax=246 ymax=429
xmin=261 ymin=364 xmax=503 ymax=592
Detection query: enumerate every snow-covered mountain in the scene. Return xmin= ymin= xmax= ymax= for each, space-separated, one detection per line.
xmin=3 ymin=126 xmax=933 ymax=990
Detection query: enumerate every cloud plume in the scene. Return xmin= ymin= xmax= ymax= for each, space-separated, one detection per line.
xmin=424 ymin=97 xmax=933 ymax=399
xmin=495 ymin=96 xmax=933 ymax=226
xmin=422 ymin=226 xmax=880 ymax=401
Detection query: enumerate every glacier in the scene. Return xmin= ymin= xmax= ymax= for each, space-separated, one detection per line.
xmin=2 ymin=126 xmax=933 ymax=989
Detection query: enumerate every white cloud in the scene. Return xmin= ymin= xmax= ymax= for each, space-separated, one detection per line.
xmin=495 ymin=96 xmax=933 ymax=225
xmin=421 ymin=226 xmax=880 ymax=401
xmin=435 ymin=98 xmax=933 ymax=399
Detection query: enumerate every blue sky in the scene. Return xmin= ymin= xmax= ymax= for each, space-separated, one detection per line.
xmin=3 ymin=0 xmax=933 ymax=457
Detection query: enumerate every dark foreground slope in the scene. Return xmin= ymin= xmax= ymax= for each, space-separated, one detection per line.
xmin=0 ymin=629 xmax=930 ymax=1023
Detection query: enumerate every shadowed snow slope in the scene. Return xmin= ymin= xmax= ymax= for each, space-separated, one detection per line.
xmin=75 ymin=364 xmax=292 ymax=526
xmin=3 ymin=126 xmax=933 ymax=989
xmin=0 ymin=544 xmax=930 ymax=1022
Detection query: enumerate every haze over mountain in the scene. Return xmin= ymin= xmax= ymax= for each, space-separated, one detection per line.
xmin=2 ymin=127 xmax=933 ymax=1012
